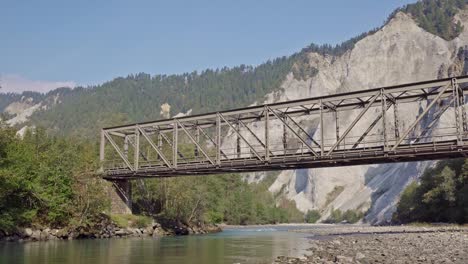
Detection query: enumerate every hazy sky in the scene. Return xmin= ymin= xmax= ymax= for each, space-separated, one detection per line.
xmin=1 ymin=0 xmax=416 ymax=93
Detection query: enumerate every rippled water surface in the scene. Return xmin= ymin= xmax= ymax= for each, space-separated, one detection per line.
xmin=0 ymin=225 xmax=316 ymax=264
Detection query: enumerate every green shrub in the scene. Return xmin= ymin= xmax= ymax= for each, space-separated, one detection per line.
xmin=325 ymin=208 xmax=364 ymax=224
xmin=205 ymin=211 xmax=223 ymax=224
xmin=305 ymin=210 xmax=321 ymax=223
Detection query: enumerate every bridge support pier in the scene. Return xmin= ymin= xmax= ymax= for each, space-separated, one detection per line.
xmin=108 ymin=180 xmax=132 ymax=214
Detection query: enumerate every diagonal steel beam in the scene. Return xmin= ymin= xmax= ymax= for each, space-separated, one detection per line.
xmin=413 ymin=97 xmax=454 ymax=144
xmin=283 ymin=112 xmax=321 ymax=148
xmin=137 ymin=126 xmax=173 ymax=169
xmin=237 ymin=118 xmax=274 ymax=157
xmin=197 ymin=126 xmax=229 ymax=159
xmin=104 ymin=131 xmax=134 ymax=171
xmin=218 ymin=113 xmax=264 ymax=161
xmin=176 ymin=120 xmax=216 ymax=165
xmin=327 ymin=92 xmax=380 ymax=156
xmin=127 ymin=136 xmax=148 ymax=161
xmin=159 ymin=130 xmax=189 ymax=162
xmin=391 ymin=83 xmax=451 ymax=151
xmin=267 ymin=106 xmax=319 ymax=157
xmin=352 ymin=101 xmax=392 ymax=149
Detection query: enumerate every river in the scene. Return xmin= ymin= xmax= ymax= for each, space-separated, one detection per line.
xmin=0 ymin=225 xmax=315 ymax=264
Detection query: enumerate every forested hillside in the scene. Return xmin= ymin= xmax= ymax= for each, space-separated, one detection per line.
xmin=396 ymin=0 xmax=467 ymax=40
xmin=29 ymin=58 xmax=296 ymax=138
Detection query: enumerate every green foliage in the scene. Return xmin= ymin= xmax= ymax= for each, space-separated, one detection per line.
xmin=393 ymin=158 xmax=468 ymax=224
xmin=305 ymin=210 xmax=321 ymax=223
xmin=110 ymin=214 xmax=152 ymax=228
xmin=342 ymin=210 xmax=364 ymax=224
xmin=325 ymin=208 xmax=364 ymax=224
xmin=132 ymin=173 xmax=304 ymax=225
xmin=0 ymin=126 xmax=109 ymax=231
xmin=395 ymin=0 xmax=467 ymax=40
xmin=301 ymin=29 xmax=380 ymax=57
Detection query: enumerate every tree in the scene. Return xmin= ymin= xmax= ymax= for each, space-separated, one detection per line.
xmin=394 ymin=158 xmax=468 ymax=224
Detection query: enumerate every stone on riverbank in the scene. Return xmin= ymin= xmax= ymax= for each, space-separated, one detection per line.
xmin=275 ymin=225 xmax=468 ymax=264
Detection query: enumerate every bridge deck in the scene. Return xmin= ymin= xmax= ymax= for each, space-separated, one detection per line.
xmin=100 ymin=76 xmax=468 ymax=179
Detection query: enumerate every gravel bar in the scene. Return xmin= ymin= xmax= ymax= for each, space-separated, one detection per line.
xmin=275 ymin=225 xmax=468 ymax=264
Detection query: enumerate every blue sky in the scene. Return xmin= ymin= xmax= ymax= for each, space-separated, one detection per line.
xmin=1 ymin=0 xmax=416 ymax=92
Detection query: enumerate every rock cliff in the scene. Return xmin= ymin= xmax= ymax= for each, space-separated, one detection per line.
xmin=248 ymin=11 xmax=468 ymax=224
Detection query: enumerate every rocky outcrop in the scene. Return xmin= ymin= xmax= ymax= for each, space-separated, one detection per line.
xmin=0 ymin=220 xmax=221 ymax=242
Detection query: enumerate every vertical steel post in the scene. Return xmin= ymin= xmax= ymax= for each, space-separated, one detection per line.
xmin=319 ymin=99 xmax=324 ymax=156
xmin=335 ymin=111 xmax=340 ymax=150
xmin=173 ymin=122 xmax=178 ymax=168
xmin=100 ymin=129 xmax=105 ymax=171
xmin=124 ymin=136 xmax=129 ymax=157
xmin=134 ymin=128 xmax=139 ymax=171
xmin=265 ymin=106 xmax=270 ymax=161
xmin=236 ymin=121 xmax=241 ymax=158
xmin=195 ymin=126 xmax=200 ymax=158
xmin=460 ymin=83 xmax=467 ymax=132
xmin=157 ymin=131 xmax=163 ymax=161
xmin=216 ymin=114 xmax=221 ymax=165
xmin=453 ymin=78 xmax=463 ymax=145
xmin=393 ymin=101 xmax=400 ymax=143
xmin=282 ymin=115 xmax=287 ymax=155
xmin=381 ymin=89 xmax=387 ymax=151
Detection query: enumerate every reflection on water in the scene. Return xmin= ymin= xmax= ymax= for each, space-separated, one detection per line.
xmin=0 ymin=225 xmax=314 ymax=264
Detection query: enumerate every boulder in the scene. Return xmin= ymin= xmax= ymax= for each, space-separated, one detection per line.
xmin=50 ymin=229 xmax=59 ymax=236
xmin=144 ymin=226 xmax=153 ymax=236
xmin=115 ymin=229 xmax=127 ymax=236
xmin=40 ymin=229 xmax=50 ymax=240
xmin=56 ymin=229 xmax=68 ymax=239
xmin=31 ymin=230 xmax=41 ymax=241
xmin=23 ymin=228 xmax=33 ymax=237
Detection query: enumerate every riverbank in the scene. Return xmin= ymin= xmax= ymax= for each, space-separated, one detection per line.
xmin=0 ymin=214 xmax=221 ymax=242
xmin=275 ymin=225 xmax=468 ymax=263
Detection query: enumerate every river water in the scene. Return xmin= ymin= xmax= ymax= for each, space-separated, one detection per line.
xmin=0 ymin=225 xmax=315 ymax=264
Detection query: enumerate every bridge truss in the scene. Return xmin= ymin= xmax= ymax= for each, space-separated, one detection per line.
xmin=100 ymin=76 xmax=468 ymax=179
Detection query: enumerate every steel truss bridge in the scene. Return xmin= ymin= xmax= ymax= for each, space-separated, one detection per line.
xmin=100 ymin=76 xmax=468 ymax=180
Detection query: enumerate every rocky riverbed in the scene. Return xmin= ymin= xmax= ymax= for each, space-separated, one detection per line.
xmin=275 ymin=225 xmax=468 ymax=263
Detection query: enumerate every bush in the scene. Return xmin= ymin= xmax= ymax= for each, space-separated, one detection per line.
xmin=305 ymin=210 xmax=321 ymax=223
xmin=325 ymin=208 xmax=364 ymax=224
xmin=205 ymin=211 xmax=223 ymax=224
xmin=342 ymin=210 xmax=364 ymax=224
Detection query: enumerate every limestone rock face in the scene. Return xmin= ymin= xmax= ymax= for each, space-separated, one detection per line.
xmin=243 ymin=11 xmax=468 ymax=224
